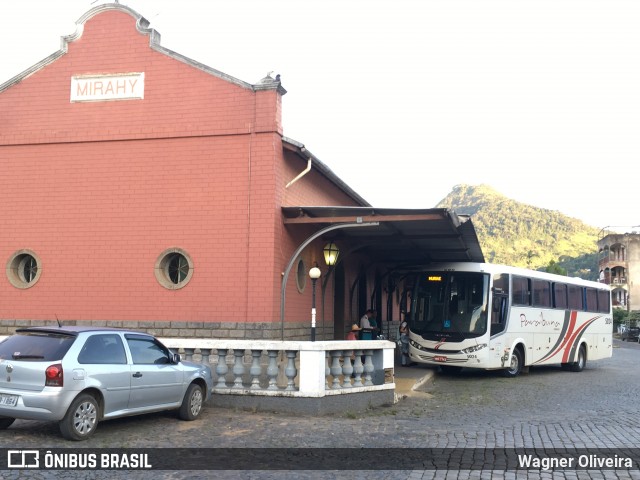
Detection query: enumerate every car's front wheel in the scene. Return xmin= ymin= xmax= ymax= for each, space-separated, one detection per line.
xmin=59 ymin=393 xmax=100 ymax=441
xmin=0 ymin=416 xmax=15 ymax=429
xmin=179 ymin=383 xmax=204 ymax=421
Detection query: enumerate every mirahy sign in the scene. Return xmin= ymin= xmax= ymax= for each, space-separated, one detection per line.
xmin=70 ymin=73 xmax=145 ymax=102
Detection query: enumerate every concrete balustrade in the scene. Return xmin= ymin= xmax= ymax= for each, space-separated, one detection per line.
xmin=160 ymin=338 xmax=397 ymax=414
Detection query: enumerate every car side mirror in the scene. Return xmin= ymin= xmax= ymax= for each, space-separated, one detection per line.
xmin=170 ymin=353 xmax=181 ymax=364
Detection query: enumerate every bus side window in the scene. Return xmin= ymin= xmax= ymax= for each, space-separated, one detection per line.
xmin=512 ymin=276 xmax=531 ymax=306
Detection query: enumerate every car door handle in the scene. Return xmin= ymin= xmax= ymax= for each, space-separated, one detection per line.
xmin=132 ymin=372 xmax=143 ymax=378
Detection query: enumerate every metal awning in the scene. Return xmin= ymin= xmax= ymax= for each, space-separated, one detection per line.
xmin=282 ymin=206 xmax=485 ymax=267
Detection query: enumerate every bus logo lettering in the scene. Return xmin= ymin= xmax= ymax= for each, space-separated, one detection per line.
xmin=520 ymin=313 xmax=561 ymax=329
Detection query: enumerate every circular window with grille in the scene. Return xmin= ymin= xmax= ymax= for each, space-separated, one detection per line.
xmin=155 ymin=248 xmax=194 ymax=290
xmin=6 ymin=250 xmax=42 ymax=289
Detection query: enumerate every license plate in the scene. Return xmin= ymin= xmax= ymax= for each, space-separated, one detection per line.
xmin=433 ymin=356 xmax=447 ymax=362
xmin=0 ymin=394 xmax=18 ymax=407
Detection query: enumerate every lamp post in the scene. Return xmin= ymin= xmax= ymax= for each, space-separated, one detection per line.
xmin=309 ymin=266 xmax=321 ymax=341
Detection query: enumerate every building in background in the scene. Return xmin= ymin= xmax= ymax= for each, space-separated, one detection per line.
xmin=597 ymin=230 xmax=640 ymax=312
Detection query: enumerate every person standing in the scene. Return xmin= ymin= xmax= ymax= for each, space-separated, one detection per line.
xmin=346 ymin=324 xmax=362 ymax=341
xmin=399 ymin=317 xmax=412 ymax=366
xmin=360 ymin=309 xmax=374 ymax=340
xmin=369 ymin=310 xmax=380 ymax=338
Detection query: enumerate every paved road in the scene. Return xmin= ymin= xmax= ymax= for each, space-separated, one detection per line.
xmin=3 ymin=339 xmax=640 ymax=479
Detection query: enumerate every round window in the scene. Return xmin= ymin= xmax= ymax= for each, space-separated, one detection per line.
xmin=296 ymin=258 xmax=307 ymax=293
xmin=155 ymin=248 xmax=194 ymax=290
xmin=7 ymin=250 xmax=42 ymax=289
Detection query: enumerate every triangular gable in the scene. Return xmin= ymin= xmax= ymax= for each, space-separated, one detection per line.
xmin=0 ymin=3 xmax=286 ymax=146
xmin=0 ymin=3 xmax=254 ymax=93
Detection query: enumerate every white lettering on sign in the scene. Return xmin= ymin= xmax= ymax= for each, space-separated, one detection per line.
xmin=70 ymin=73 xmax=145 ymax=102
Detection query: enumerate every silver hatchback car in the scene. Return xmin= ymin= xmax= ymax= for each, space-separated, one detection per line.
xmin=0 ymin=326 xmax=213 ymax=440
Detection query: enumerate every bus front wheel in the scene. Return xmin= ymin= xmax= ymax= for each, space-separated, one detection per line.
xmin=502 ymin=348 xmax=523 ymax=377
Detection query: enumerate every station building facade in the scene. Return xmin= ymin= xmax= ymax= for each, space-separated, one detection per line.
xmin=0 ymin=4 xmax=482 ymax=340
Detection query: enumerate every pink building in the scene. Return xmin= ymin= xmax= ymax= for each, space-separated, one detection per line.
xmin=0 ymin=4 xmax=482 ymax=340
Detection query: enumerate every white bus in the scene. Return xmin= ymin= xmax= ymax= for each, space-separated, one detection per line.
xmin=406 ymin=262 xmax=612 ymax=376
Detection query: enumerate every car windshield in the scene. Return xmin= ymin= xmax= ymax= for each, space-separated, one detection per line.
xmin=408 ymin=271 xmax=490 ymax=340
xmin=0 ymin=332 xmax=76 ymax=361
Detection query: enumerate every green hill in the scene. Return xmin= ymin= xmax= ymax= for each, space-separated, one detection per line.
xmin=436 ymin=184 xmax=599 ymax=280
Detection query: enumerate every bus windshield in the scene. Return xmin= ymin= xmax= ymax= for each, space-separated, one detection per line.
xmin=409 ymin=271 xmax=490 ymax=340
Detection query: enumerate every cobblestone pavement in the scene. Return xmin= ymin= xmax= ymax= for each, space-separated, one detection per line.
xmin=2 ymin=339 xmax=640 ymax=479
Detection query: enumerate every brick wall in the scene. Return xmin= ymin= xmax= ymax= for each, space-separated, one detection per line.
xmin=0 ymin=319 xmax=320 ymax=341
xmin=0 ymin=6 xmax=363 ymax=338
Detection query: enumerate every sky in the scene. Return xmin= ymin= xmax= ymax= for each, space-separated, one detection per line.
xmin=1 ymin=1 xmax=639 ymax=231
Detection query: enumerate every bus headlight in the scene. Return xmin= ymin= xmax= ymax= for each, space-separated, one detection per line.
xmin=461 ymin=343 xmax=487 ymax=354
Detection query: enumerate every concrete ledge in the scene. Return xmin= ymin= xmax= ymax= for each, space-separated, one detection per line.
xmin=212 ymin=383 xmax=394 ymax=398
xmin=211 ymin=389 xmax=396 ymax=415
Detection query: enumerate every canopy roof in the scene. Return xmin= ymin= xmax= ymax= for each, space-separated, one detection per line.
xmin=282 ymin=206 xmax=485 ymax=268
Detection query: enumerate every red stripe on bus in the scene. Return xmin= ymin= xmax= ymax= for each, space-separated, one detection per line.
xmin=539 ymin=310 xmax=577 ymax=364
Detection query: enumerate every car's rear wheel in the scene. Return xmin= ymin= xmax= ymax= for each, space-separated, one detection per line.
xmin=59 ymin=393 xmax=99 ymax=441
xmin=0 ymin=416 xmax=15 ymax=429
xmin=179 ymin=383 xmax=204 ymax=421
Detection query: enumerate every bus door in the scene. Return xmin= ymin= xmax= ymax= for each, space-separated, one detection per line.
xmin=491 ymin=273 xmax=509 ymax=337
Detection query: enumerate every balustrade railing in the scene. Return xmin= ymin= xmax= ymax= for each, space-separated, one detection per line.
xmin=0 ymin=334 xmax=396 ymax=399
xmin=160 ymin=339 xmax=396 ymax=398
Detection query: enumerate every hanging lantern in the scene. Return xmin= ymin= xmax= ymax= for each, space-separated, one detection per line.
xmin=323 ymin=242 xmax=340 ymax=267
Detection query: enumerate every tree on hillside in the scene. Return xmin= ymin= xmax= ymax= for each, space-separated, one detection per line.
xmin=525 ymin=250 xmax=537 ymax=268
xmin=545 ymin=260 xmax=567 ymax=276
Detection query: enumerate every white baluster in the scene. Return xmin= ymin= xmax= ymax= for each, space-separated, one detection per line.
xmin=250 ymin=349 xmax=262 ymax=390
xmin=266 ymin=350 xmax=279 ymax=391
xmin=284 ymin=350 xmax=297 ymax=391
xmin=330 ymin=350 xmax=343 ymax=389
xmin=363 ymin=349 xmax=374 ymax=386
xmin=342 ymin=351 xmax=353 ymax=388
xmin=232 ymin=349 xmax=245 ymax=389
xmin=215 ymin=348 xmax=228 ymax=388
xmin=200 ymin=348 xmax=212 ymax=366
xmin=353 ymin=350 xmax=364 ymax=387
